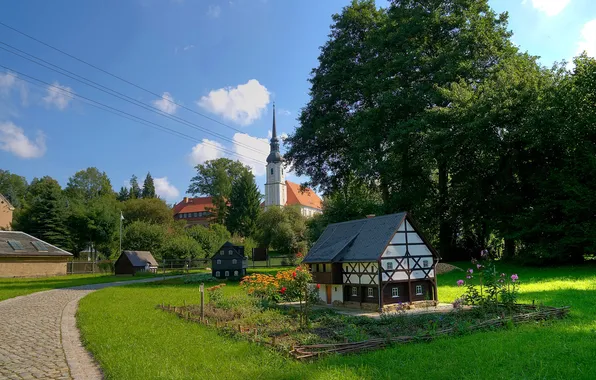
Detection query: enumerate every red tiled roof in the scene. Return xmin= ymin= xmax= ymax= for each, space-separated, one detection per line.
xmin=285 ymin=181 xmax=322 ymax=210
xmin=173 ymin=196 xmax=215 ymax=215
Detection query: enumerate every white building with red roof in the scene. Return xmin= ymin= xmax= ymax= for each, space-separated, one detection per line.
xmin=264 ymin=105 xmax=322 ymax=218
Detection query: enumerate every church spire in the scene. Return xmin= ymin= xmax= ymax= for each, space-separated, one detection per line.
xmin=267 ymin=102 xmax=282 ymax=163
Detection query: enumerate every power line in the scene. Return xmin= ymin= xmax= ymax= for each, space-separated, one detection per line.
xmin=0 ymin=21 xmax=255 ymax=136
xmin=0 ymin=41 xmax=267 ymax=156
xmin=0 ymin=67 xmax=265 ymax=166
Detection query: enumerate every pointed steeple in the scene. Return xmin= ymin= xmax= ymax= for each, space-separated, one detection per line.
xmin=267 ymin=102 xmax=283 ymax=163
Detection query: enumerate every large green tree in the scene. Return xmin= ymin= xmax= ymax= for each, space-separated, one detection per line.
xmin=121 ymin=198 xmax=173 ymax=226
xmin=256 ymin=206 xmax=307 ymax=256
xmin=0 ymin=169 xmax=28 ymax=208
xmin=64 ymin=167 xmax=114 ymax=202
xmin=226 ymin=170 xmax=261 ymax=237
xmin=13 ymin=176 xmax=69 ymax=248
xmin=142 ymin=172 xmax=156 ymax=199
xmin=188 ymin=158 xmax=251 ymax=224
xmin=129 ymin=175 xmax=142 ymax=199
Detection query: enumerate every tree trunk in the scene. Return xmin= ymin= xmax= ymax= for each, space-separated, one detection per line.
xmin=438 ymin=160 xmax=453 ymax=260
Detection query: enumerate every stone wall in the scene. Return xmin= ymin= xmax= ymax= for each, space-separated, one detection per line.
xmin=0 ymin=257 xmax=69 ymax=277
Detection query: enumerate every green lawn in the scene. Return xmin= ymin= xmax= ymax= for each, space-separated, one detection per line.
xmin=0 ymin=272 xmax=184 ymax=302
xmin=77 ymin=263 xmax=596 ymax=379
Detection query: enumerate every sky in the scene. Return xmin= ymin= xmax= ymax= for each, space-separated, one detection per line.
xmin=1 ymin=0 xmax=595 ymax=203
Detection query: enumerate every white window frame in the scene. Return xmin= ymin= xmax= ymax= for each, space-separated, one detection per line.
xmin=215 ymin=271 xmax=220 ymax=277
xmin=423 ymin=259 xmax=429 ymax=268
xmin=220 ymin=251 xmax=224 ymax=256
xmin=225 ymin=271 xmax=229 ymax=277
xmin=392 ymin=287 xmax=400 ymax=298
xmin=234 ymin=270 xmax=238 ymax=276
xmin=367 ymin=287 xmax=373 ymax=298
xmin=351 ymin=287 xmax=357 ymax=296
xmin=386 ymin=261 xmax=393 ymax=270
xmin=232 ymin=259 xmax=237 ymax=265
xmin=216 ymin=259 xmax=221 ymax=265
xmin=228 ymin=250 xmax=233 ymax=255
xmin=415 ymin=285 xmax=423 ymax=295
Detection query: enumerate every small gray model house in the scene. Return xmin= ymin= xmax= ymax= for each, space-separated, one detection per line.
xmin=211 ymin=242 xmax=248 ymax=280
xmin=114 ymin=250 xmax=158 ymax=275
xmin=302 ymin=212 xmax=440 ymax=311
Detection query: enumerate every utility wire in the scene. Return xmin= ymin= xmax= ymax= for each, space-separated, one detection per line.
xmin=0 ymin=21 xmax=255 ymax=136
xmin=0 ymin=67 xmax=265 ymax=166
xmin=0 ymin=41 xmax=267 ymax=156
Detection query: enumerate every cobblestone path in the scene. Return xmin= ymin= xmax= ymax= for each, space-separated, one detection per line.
xmin=0 ymin=277 xmax=180 ymax=380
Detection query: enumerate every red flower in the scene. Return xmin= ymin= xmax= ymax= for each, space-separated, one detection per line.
xmin=292 ymin=271 xmax=297 ymax=278
xmin=316 ymin=284 xmax=321 ymax=289
xmin=280 ymin=287 xmax=287 ymax=294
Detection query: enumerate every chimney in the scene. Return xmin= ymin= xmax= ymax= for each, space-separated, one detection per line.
xmin=366 ymin=214 xmax=376 ymax=219
xmin=184 ymin=197 xmax=189 ymax=203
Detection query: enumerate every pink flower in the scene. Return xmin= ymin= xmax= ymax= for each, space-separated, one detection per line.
xmin=480 ymin=249 xmax=488 ymax=258
xmin=511 ymin=274 xmax=519 ymax=282
xmin=476 ymin=264 xmax=482 ymax=270
xmin=467 ymin=268 xmax=474 ymax=274
xmin=457 ymin=280 xmax=464 ymax=287
xmin=466 ymin=275 xmax=472 ymax=279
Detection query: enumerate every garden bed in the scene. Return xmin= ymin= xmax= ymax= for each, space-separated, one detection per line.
xmin=158 ymin=298 xmax=569 ymax=360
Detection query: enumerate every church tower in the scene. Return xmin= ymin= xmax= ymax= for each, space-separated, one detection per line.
xmin=264 ymin=104 xmax=286 ymax=209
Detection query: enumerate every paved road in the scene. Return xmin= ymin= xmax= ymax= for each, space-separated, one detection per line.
xmin=0 ymin=276 xmax=181 ymax=380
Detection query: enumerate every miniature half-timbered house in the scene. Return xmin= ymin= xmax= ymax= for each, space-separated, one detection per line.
xmin=302 ymin=213 xmax=440 ymax=310
xmin=211 ymin=242 xmax=248 ymax=280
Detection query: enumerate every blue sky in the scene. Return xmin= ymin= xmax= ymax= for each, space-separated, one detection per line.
xmin=1 ymin=0 xmax=595 ymax=202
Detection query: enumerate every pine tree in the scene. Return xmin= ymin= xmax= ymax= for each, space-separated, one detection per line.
xmin=226 ymin=170 xmax=262 ymax=237
xmin=129 ymin=175 xmax=142 ymax=199
xmin=142 ymin=172 xmax=156 ymax=198
xmin=117 ymin=186 xmax=130 ymax=202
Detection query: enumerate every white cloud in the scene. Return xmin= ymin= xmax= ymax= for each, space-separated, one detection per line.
xmin=576 ymin=19 xmax=596 ymax=57
xmin=187 ymin=132 xmax=270 ymax=176
xmin=0 ymin=121 xmax=46 ymax=159
xmin=152 ymin=92 xmax=178 ymax=115
xmin=197 ymin=79 xmax=270 ymax=126
xmin=183 ymin=44 xmax=195 ymax=51
xmin=278 ymin=108 xmax=291 ymax=116
xmin=154 ymin=177 xmax=180 ymax=200
xmin=189 ymin=138 xmax=225 ymax=166
xmin=207 ymin=5 xmax=221 ymax=18
xmin=0 ymin=73 xmax=16 ymax=95
xmin=232 ymin=133 xmax=268 ymax=175
xmin=528 ymin=0 xmax=571 ymax=16
xmin=43 ymin=82 xmax=73 ymax=110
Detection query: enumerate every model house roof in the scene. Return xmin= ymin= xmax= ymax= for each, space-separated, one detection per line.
xmin=0 ymin=194 xmax=14 ymax=211
xmin=211 ymin=241 xmax=245 ymax=259
xmin=0 ymin=231 xmax=72 ymax=257
xmin=121 ymin=250 xmax=158 ymax=267
xmin=303 ymin=213 xmax=415 ymax=263
xmin=285 ymin=181 xmax=323 ymax=210
xmin=173 ymin=196 xmax=215 ymax=215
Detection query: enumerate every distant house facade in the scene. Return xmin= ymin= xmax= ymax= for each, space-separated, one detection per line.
xmin=302 ymin=213 xmax=440 ymax=311
xmin=211 ymin=242 xmax=248 ymax=280
xmin=172 ymin=197 xmax=215 ymax=227
xmin=0 ymin=231 xmax=73 ymax=277
xmin=0 ymin=194 xmax=14 ymax=230
xmin=114 ymin=250 xmax=158 ymax=275
xmin=264 ymin=105 xmax=322 ymax=218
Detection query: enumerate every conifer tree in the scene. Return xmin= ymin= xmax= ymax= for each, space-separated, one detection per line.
xmin=142 ymin=172 xmax=156 ymax=198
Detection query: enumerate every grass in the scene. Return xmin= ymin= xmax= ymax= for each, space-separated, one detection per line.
xmin=0 ymin=271 xmax=186 ymax=302
xmin=77 ymin=263 xmax=596 ymax=379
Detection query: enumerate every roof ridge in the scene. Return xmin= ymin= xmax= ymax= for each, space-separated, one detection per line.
xmin=326 ymin=212 xmax=406 ymax=227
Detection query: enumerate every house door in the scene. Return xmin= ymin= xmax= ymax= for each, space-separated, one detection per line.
xmin=326 ymin=285 xmax=332 ymax=304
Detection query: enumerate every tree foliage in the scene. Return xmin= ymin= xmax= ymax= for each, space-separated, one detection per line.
xmin=0 ymin=169 xmax=28 ymax=208
xmin=256 ymin=206 xmax=307 ymax=256
xmin=188 ymin=158 xmax=251 ymax=224
xmin=129 ymin=175 xmax=142 ymax=199
xmin=142 ymin=172 xmax=156 ymax=199
xmin=65 ymin=167 xmax=114 ymax=202
xmin=121 ymin=198 xmax=173 ymax=226
xmin=226 ymin=169 xmax=261 ymax=237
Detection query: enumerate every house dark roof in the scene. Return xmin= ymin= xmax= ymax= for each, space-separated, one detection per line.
xmin=303 ymin=213 xmax=407 ymax=263
xmin=122 ymin=251 xmax=158 ymax=267
xmin=0 ymin=231 xmax=72 ymax=257
xmin=211 ymin=242 xmax=245 ymax=259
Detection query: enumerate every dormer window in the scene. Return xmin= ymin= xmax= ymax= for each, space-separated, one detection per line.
xmin=232 ymin=259 xmax=237 ymax=264
xmin=220 ymin=251 xmax=224 ymax=255
xmin=228 ymin=250 xmax=233 ymax=255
